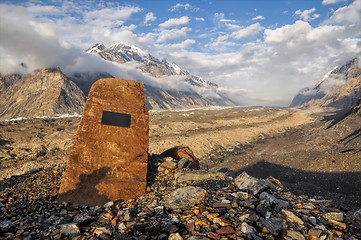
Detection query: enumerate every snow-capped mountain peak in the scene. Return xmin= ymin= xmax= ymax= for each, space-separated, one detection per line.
xmin=86 ymin=42 xmax=219 ymax=89
xmin=108 ymin=42 xmax=150 ymax=62
xmin=85 ymin=43 xmax=106 ymax=53
xmin=313 ymin=66 xmax=338 ymax=89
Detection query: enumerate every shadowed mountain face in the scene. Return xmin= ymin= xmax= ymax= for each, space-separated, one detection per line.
xmin=0 ymin=68 xmax=86 ymax=121
xmin=290 ymin=57 xmax=361 ymax=111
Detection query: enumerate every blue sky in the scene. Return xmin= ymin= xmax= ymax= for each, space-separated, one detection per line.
xmin=0 ymin=0 xmax=360 ymax=105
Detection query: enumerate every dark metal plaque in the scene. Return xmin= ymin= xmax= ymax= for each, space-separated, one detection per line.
xmin=101 ymin=111 xmax=131 ymax=128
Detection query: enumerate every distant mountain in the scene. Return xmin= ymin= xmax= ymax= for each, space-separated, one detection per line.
xmin=83 ymin=42 xmax=234 ymax=109
xmin=290 ymin=57 xmax=361 ymax=110
xmin=0 ymin=68 xmax=86 ymax=121
xmin=86 ymin=43 xmax=218 ymax=88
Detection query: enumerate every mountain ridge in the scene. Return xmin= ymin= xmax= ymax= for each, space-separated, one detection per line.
xmin=0 ymin=68 xmax=86 ymax=121
xmin=290 ymin=57 xmax=361 ymax=111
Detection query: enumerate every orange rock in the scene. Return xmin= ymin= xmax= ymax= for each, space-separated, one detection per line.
xmin=332 ymin=229 xmax=342 ymax=236
xmin=195 ymin=220 xmax=209 ymax=228
xmin=326 ymin=218 xmax=347 ymax=230
xmin=311 ymin=210 xmax=320 ymax=216
xmin=213 ymin=217 xmax=231 ymax=227
xmin=308 ymin=228 xmax=322 ymax=240
xmin=58 ymin=78 xmax=149 ymax=206
xmin=161 ymin=146 xmax=200 ymax=169
xmin=49 ymin=188 xmax=59 ymax=196
xmin=208 ymin=232 xmax=221 ymax=239
xmin=216 ymin=226 xmax=235 ymax=235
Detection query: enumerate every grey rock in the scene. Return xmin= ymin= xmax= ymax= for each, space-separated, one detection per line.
xmin=259 ymin=192 xmax=276 ymax=206
xmin=59 ymin=223 xmax=80 ymax=238
xmin=103 ymin=201 xmax=114 ymax=208
xmin=177 ymin=158 xmax=189 ymax=169
xmin=175 ymin=171 xmax=226 ymax=183
xmin=277 ymin=199 xmax=290 ymax=209
xmin=73 ymin=214 xmax=95 ymax=225
xmin=0 ymin=220 xmax=15 ymax=232
xmin=260 ymin=217 xmax=286 ymax=236
xmin=234 ymin=171 xmax=268 ymax=195
xmin=241 ymin=222 xmax=255 ymax=234
xmin=309 ymin=216 xmax=317 ymax=225
xmin=163 ymin=186 xmax=207 ymax=210
xmin=354 ymin=209 xmax=361 ymax=220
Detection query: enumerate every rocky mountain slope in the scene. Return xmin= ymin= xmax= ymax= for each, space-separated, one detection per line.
xmin=290 ymin=57 xmax=361 ymax=110
xmin=0 ymin=68 xmax=86 ymax=121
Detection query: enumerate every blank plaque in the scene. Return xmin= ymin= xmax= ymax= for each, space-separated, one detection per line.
xmin=101 ymin=110 xmax=131 ymax=128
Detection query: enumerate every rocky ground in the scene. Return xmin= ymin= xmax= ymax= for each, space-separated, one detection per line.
xmin=0 ymin=106 xmax=360 ymax=239
xmin=1 ymin=155 xmax=360 ymax=239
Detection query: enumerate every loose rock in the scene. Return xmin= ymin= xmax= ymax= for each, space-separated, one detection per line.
xmin=163 ymin=186 xmax=207 ymax=210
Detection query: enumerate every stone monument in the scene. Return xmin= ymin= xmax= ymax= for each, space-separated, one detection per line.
xmin=58 ymin=78 xmax=149 ymax=206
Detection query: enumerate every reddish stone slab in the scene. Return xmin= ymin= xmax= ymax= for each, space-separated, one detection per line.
xmin=58 ymin=78 xmax=149 ymax=206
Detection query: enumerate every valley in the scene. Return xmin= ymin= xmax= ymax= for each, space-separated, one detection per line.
xmin=1 ymin=105 xmax=360 ymax=210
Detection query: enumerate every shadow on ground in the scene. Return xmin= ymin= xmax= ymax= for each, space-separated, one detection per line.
xmin=58 ymin=167 xmax=111 ymax=206
xmin=219 ymin=160 xmax=361 ymax=211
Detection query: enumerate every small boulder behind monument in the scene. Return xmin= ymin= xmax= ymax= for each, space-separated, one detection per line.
xmin=58 ymin=78 xmax=149 ymax=206
xmin=161 ymin=146 xmax=200 ymax=170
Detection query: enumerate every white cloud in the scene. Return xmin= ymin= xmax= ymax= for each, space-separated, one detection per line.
xmin=164 ymin=39 xmax=196 ymax=49
xmin=84 ymin=6 xmax=143 ymax=28
xmin=231 ymin=23 xmax=264 ymax=39
xmin=25 ymin=5 xmax=61 ymax=15
xmin=207 ymin=34 xmax=235 ymax=51
xmin=324 ymin=0 xmax=361 ymax=24
xmin=294 ymin=8 xmax=320 ymax=21
xmin=144 ymin=12 xmax=156 ymax=25
xmin=214 ymin=13 xmax=236 ymax=23
xmin=157 ymin=27 xmax=191 ymax=42
xmin=252 ymin=15 xmax=265 ymax=21
xmin=159 ymin=16 xmax=190 ymax=28
xmin=322 ymin=0 xmax=347 ymax=5
xmin=264 ymin=21 xmax=311 ymax=43
xmin=169 ymin=3 xmax=200 ymax=12
xmin=196 ymin=17 xmax=205 ymax=21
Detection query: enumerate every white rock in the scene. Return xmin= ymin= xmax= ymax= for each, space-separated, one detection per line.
xmin=169 ymin=233 xmax=183 ymax=240
xmin=59 ymin=223 xmax=80 ymax=237
xmin=241 ymin=222 xmax=255 ymax=234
